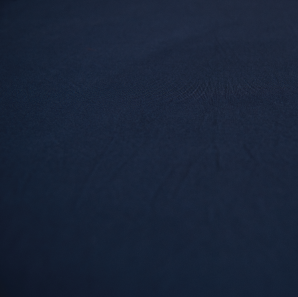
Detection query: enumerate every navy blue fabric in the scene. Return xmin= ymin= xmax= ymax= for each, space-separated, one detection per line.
xmin=1 ymin=0 xmax=298 ymax=296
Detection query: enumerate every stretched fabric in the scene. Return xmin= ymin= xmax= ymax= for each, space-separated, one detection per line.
xmin=1 ymin=0 xmax=298 ymax=296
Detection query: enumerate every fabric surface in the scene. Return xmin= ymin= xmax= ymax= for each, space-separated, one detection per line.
xmin=1 ymin=0 xmax=298 ymax=296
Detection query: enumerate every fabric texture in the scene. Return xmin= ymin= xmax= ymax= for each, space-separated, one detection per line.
xmin=1 ymin=0 xmax=298 ymax=296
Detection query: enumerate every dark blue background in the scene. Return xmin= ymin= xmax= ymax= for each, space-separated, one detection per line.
xmin=1 ymin=0 xmax=298 ymax=296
